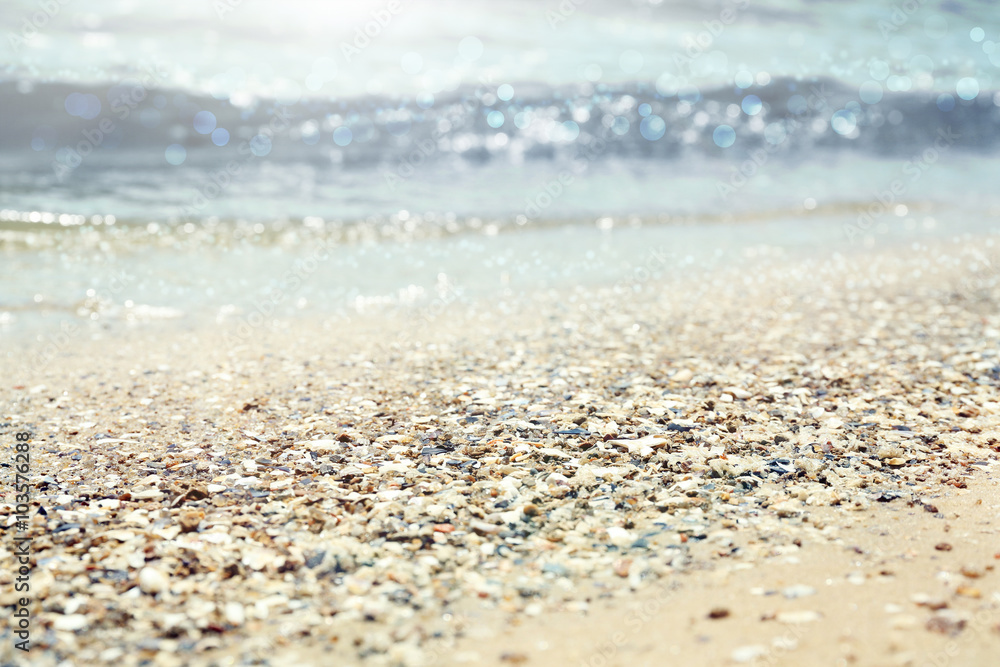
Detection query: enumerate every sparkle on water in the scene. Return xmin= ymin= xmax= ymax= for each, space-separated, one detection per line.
xmin=211 ymin=128 xmax=230 ymax=146
xmin=164 ymin=144 xmax=186 ymax=166
xmin=831 ymin=110 xmax=857 ymax=136
xmin=333 ymin=126 xmax=353 ymax=147
xmin=3 ymin=1 xmax=1000 ymax=236
xmin=639 ymin=115 xmax=665 ymax=141
xmin=193 ymin=110 xmax=217 ymax=135
xmin=741 ymin=95 xmax=762 ymax=116
xmin=713 ymin=125 xmax=735 ymax=148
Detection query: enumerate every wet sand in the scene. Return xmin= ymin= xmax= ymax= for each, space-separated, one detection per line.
xmin=2 ymin=233 xmax=999 ymax=666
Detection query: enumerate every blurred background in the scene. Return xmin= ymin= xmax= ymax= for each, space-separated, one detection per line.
xmin=2 ymin=0 xmax=999 ymax=346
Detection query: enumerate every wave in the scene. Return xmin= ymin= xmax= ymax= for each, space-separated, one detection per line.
xmin=1 ymin=76 xmax=997 ymax=227
xmin=4 ymin=76 xmax=997 ymax=171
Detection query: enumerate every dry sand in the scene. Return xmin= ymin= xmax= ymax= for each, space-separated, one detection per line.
xmin=2 ymin=233 xmax=999 ymax=666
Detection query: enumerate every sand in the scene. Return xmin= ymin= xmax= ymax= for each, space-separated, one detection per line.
xmin=2 ymin=232 xmax=999 ymax=666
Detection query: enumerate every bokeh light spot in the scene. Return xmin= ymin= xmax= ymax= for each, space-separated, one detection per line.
xmin=924 ymin=15 xmax=947 ymax=39
xmin=486 ymin=110 xmax=505 ymax=128
xmin=678 ymin=84 xmax=701 ymax=104
xmin=401 ymin=52 xmax=424 ymax=74
xmin=211 ymin=128 xmax=230 ymax=146
xmin=956 ymin=77 xmax=979 ymax=100
xmin=869 ymin=60 xmax=890 ymax=81
xmin=712 ymin=125 xmax=735 ymax=148
xmin=619 ymin=49 xmax=643 ymax=74
xmin=333 ymin=126 xmax=353 ymax=146
xmin=65 ymin=93 xmax=102 ymax=119
xmin=859 ymin=81 xmax=884 ymax=105
xmin=764 ymin=122 xmax=786 ymax=145
xmin=193 ymin=110 xmax=217 ymax=135
xmin=640 ymin=115 xmax=665 ymax=141
xmin=164 ymin=144 xmax=186 ymax=166
xmin=741 ymin=94 xmax=762 ymax=115
xmin=584 ymin=64 xmax=603 ymax=82
xmin=458 ymin=36 xmax=483 ymax=61
xmin=250 ymin=135 xmax=272 ymax=157
xmin=554 ymin=120 xmax=580 ymax=142
xmin=787 ymin=95 xmax=808 ymax=114
xmin=831 ymin=110 xmax=857 ymax=135
xmin=497 ymin=84 xmax=514 ymax=101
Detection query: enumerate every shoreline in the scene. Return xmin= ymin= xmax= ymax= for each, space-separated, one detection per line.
xmin=2 ymin=232 xmax=999 ymax=666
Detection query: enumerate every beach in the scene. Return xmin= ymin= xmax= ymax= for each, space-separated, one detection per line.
xmin=5 ymin=0 xmax=1000 ymax=664
xmin=3 ymin=230 xmax=999 ymax=666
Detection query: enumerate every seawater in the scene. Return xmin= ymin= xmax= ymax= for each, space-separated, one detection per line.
xmin=2 ymin=0 xmax=1000 ymax=345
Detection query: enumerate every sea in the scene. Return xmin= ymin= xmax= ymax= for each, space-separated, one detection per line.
xmin=2 ymin=0 xmax=1000 ymax=357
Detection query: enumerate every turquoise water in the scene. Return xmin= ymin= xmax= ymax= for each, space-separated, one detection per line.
xmin=2 ymin=0 xmax=1000 ymax=348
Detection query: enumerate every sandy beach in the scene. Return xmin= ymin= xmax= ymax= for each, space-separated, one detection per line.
xmin=2 ymin=232 xmax=999 ymax=666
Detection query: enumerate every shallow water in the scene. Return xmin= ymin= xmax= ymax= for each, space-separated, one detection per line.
xmin=3 ymin=0 xmax=1000 ymax=346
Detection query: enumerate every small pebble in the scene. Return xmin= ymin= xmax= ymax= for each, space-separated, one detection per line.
xmin=138 ymin=567 xmax=169 ymax=595
xmin=732 ymin=645 xmax=766 ymax=663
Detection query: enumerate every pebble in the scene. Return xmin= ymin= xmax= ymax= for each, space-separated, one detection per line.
xmin=959 ymin=565 xmax=984 ymax=578
xmin=6 ymin=238 xmax=999 ymax=665
xmin=732 ymin=645 xmax=767 ymax=662
xmin=138 ymin=567 xmax=169 ymax=595
xmin=782 ymin=585 xmax=816 ymax=599
xmin=776 ymin=610 xmax=822 ymax=624
xmin=606 ymin=526 xmax=634 ymax=547
xmin=224 ymin=602 xmax=246 ymax=626
xmin=52 ymin=614 xmax=89 ymax=631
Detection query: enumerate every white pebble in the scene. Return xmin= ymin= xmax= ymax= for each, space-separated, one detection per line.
xmin=732 ymin=645 xmax=766 ymax=662
xmin=52 ymin=614 xmax=88 ymax=631
xmin=224 ymin=601 xmax=246 ymax=626
xmin=138 ymin=566 xmax=169 ymax=594
xmin=606 ymin=526 xmax=634 ymax=547
xmin=776 ymin=610 xmax=822 ymax=624
xmin=782 ymin=584 xmax=816 ymax=599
